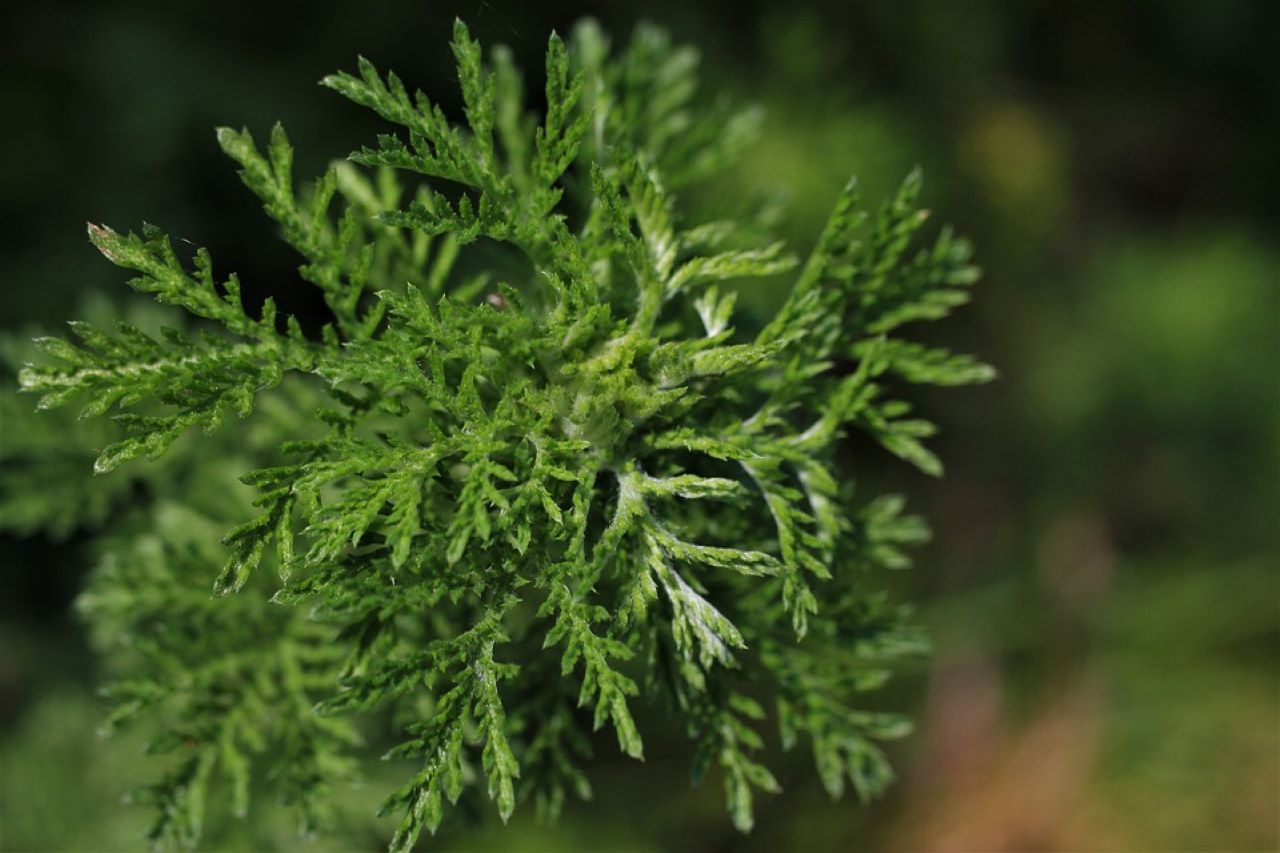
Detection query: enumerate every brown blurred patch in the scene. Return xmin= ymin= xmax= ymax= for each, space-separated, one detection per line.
xmin=890 ymin=675 xmax=1121 ymax=852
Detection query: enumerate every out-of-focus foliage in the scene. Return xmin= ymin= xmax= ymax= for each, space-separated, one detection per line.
xmin=1 ymin=1 xmax=1276 ymax=851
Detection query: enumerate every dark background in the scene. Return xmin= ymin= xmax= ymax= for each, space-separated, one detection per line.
xmin=2 ymin=1 xmax=1277 ymax=850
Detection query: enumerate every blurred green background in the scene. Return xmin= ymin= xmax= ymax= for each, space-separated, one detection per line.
xmin=1 ymin=1 xmax=1277 ymax=850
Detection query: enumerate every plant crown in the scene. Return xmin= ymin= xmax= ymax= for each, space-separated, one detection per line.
xmin=8 ymin=18 xmax=991 ymax=850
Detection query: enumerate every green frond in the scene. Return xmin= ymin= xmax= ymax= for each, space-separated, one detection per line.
xmin=691 ymin=687 xmax=781 ymax=833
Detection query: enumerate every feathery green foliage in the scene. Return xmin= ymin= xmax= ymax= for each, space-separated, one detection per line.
xmin=7 ymin=18 xmax=990 ymax=850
